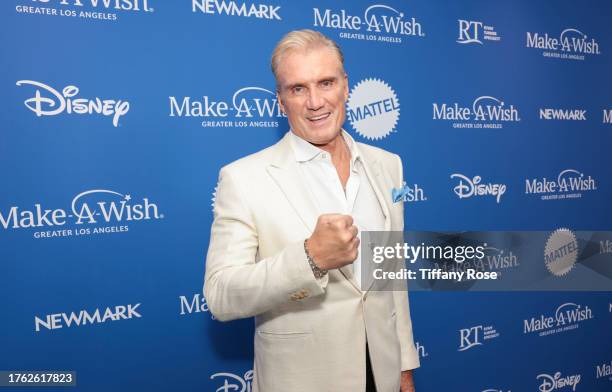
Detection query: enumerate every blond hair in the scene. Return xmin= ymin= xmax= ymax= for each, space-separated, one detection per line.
xmin=271 ymin=29 xmax=344 ymax=82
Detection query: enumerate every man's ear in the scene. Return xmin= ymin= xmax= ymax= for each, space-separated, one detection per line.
xmin=343 ymin=73 xmax=349 ymax=101
xmin=276 ymin=91 xmax=286 ymax=114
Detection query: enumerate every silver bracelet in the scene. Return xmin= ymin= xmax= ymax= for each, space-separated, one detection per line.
xmin=304 ymin=239 xmax=328 ymax=279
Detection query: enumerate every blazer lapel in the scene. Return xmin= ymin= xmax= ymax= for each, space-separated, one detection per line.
xmin=266 ymin=132 xmax=319 ymax=233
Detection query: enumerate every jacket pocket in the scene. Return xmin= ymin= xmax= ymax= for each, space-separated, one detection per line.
xmin=256 ymin=330 xmax=312 ymax=340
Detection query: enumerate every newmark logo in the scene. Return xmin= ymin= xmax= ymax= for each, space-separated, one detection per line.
xmin=525 ymin=169 xmax=596 ymax=201
xmin=169 ymin=86 xmax=284 ymax=128
xmin=313 ymin=3 xmax=424 ymax=44
xmin=16 ymin=0 xmax=153 ymax=21
xmin=210 ymin=370 xmax=253 ymax=392
xmin=526 ymin=28 xmax=601 ymax=61
xmin=457 ymin=19 xmax=501 ymax=45
xmin=523 ymin=302 xmax=593 ymax=337
xmin=539 ymin=108 xmax=586 ymax=121
xmin=536 ymin=371 xmax=581 ymax=392
xmin=16 ymin=80 xmax=130 ymax=127
xmin=35 ymin=303 xmax=141 ymax=332
xmin=192 ymin=0 xmax=280 ymax=20
xmin=0 ymin=189 xmax=163 ymax=239
xmin=347 ymin=78 xmax=399 ymax=140
xmin=179 ymin=293 xmax=214 ymax=319
xmin=433 ymin=96 xmax=520 ymax=129
xmin=450 ymin=173 xmax=506 ymax=203
xmin=458 ymin=324 xmax=499 ymax=351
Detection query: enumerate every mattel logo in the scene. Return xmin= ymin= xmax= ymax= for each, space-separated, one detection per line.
xmin=35 ymin=303 xmax=142 ymax=332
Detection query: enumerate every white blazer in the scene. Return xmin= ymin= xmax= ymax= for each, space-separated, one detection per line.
xmin=205 ymin=131 xmax=420 ymax=392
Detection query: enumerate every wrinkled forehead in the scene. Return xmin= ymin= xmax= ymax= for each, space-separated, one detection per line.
xmin=275 ymin=46 xmax=345 ymax=87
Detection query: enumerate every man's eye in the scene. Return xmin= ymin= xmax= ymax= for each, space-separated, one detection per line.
xmin=292 ymin=86 xmax=304 ymax=94
xmin=321 ymin=80 xmax=333 ymax=88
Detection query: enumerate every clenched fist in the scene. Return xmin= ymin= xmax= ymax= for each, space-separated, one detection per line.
xmin=305 ymin=214 xmax=359 ymax=271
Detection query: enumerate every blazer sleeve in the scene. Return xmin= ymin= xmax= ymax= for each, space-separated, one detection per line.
xmin=391 ymin=154 xmax=421 ymax=370
xmin=204 ymin=166 xmax=328 ymax=322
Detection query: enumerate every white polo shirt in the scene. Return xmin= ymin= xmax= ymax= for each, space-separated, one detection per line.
xmin=289 ymin=130 xmax=386 ymax=290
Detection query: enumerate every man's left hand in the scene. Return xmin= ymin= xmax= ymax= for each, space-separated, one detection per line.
xmin=400 ymin=370 xmax=415 ymax=392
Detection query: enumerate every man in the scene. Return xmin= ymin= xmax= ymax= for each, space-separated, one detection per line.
xmin=205 ymin=29 xmax=419 ymax=392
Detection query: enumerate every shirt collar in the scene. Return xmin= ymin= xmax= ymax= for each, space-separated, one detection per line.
xmin=289 ymin=129 xmax=361 ymax=165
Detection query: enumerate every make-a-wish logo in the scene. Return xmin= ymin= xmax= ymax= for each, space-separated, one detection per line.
xmin=210 ymin=370 xmax=253 ymax=392
xmin=482 ymin=246 xmax=520 ymax=275
xmin=526 ymin=28 xmax=601 ymax=61
xmin=179 ymin=293 xmax=215 ymax=319
xmin=523 ymin=302 xmax=593 ymax=337
xmin=596 ymin=360 xmax=612 ymax=381
xmin=536 ymin=371 xmax=581 ymax=392
xmin=16 ymin=80 xmax=129 ymax=127
xmin=169 ymin=86 xmax=284 ymax=128
xmin=457 ymin=19 xmax=501 ymax=45
xmin=450 ymin=173 xmax=506 ymax=203
xmin=433 ymin=96 xmax=520 ymax=129
xmin=391 ymin=182 xmax=427 ymax=203
xmin=0 ymin=189 xmax=163 ymax=239
xmin=458 ymin=324 xmax=499 ymax=351
xmin=313 ymin=3 xmax=424 ymax=44
xmin=525 ymin=169 xmax=597 ymax=201
xmin=347 ymin=78 xmax=399 ymax=140
xmin=15 ymin=0 xmax=154 ymax=21
xmin=192 ymin=0 xmax=281 ymax=20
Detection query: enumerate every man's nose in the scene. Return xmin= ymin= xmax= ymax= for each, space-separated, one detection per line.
xmin=306 ymin=88 xmax=324 ymax=110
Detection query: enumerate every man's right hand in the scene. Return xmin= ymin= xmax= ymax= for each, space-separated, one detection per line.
xmin=306 ymin=214 xmax=359 ymax=271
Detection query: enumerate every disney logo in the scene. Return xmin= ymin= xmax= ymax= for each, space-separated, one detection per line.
xmin=450 ymin=173 xmax=506 ymax=203
xmin=210 ymin=370 xmax=253 ymax=392
xmin=537 ymin=372 xmax=581 ymax=392
xmin=16 ymin=80 xmax=130 ymax=127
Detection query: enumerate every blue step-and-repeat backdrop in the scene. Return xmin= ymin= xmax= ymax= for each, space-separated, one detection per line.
xmin=1 ymin=0 xmax=611 ymax=391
